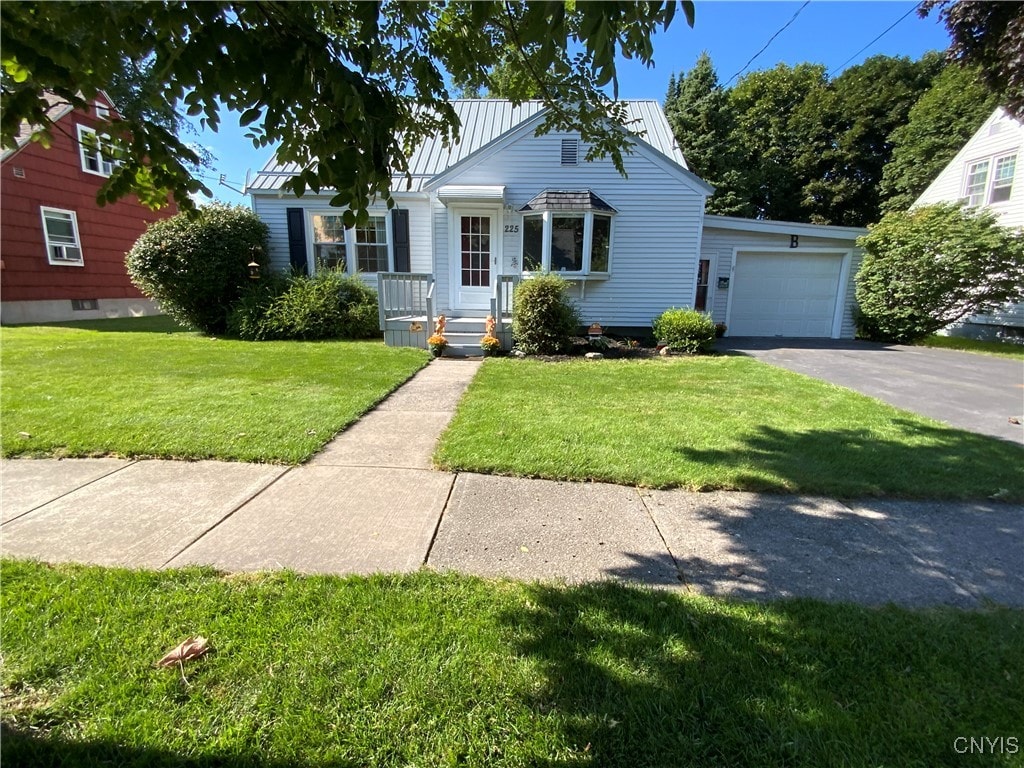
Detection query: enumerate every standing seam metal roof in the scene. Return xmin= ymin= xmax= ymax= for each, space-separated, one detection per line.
xmin=247 ymin=100 xmax=685 ymax=193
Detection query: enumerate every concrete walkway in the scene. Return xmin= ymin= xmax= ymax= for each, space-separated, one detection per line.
xmin=2 ymin=358 xmax=1022 ymax=607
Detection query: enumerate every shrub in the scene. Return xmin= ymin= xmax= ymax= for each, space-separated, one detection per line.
xmin=652 ymin=308 xmax=716 ymax=354
xmin=228 ymin=268 xmax=380 ymax=341
xmin=855 ymin=203 xmax=1024 ymax=343
xmin=226 ymin=272 xmax=290 ymax=340
xmin=512 ymin=274 xmax=580 ymax=354
xmin=126 ymin=204 xmax=269 ymax=334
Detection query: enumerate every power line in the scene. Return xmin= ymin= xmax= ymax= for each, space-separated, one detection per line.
xmin=827 ymin=2 xmax=921 ymax=78
xmin=724 ymin=1 xmax=811 ymax=86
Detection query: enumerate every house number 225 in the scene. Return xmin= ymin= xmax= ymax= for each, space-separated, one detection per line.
xmin=503 ymin=224 xmax=519 ymax=233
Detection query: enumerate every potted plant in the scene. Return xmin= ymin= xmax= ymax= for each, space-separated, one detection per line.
xmin=480 ymin=334 xmax=502 ymax=356
xmin=428 ymin=333 xmax=448 ymax=357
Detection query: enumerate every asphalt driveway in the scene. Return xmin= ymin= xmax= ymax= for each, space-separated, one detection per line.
xmin=720 ymin=339 xmax=1024 ymax=445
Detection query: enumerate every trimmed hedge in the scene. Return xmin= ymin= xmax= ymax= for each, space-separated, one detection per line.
xmin=126 ymin=204 xmax=268 ymax=335
xmin=653 ymin=307 xmax=716 ymax=354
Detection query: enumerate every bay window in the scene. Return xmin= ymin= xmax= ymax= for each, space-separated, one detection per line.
xmin=520 ymin=211 xmax=613 ymax=275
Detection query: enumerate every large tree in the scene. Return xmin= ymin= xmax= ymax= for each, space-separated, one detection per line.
xmin=727 ymin=63 xmax=829 ymax=222
xmin=664 ymin=52 xmax=749 ymax=216
xmin=791 ymin=53 xmax=942 ymax=226
xmin=1 ymin=1 xmax=692 ymax=219
xmin=880 ymin=63 xmax=1001 ymax=214
xmin=921 ymin=0 xmax=1024 ymax=121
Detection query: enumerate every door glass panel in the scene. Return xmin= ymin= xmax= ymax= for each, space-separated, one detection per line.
xmin=460 ymin=216 xmax=490 ymax=288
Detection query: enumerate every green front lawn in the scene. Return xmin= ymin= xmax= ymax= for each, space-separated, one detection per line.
xmin=918 ymin=334 xmax=1024 ymax=359
xmin=435 ymin=357 xmax=1023 ymax=500
xmin=1 ymin=317 xmax=429 ymax=463
xmin=3 ymin=561 xmax=1021 ymax=768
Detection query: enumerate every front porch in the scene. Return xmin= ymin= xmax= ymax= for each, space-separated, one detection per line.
xmin=377 ymin=273 xmax=519 ymax=356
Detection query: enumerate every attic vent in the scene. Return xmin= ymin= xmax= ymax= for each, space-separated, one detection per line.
xmin=989 ymin=121 xmax=1003 ymax=136
xmin=561 ymin=138 xmax=579 ymax=166
xmin=12 ymin=167 xmax=25 ymax=178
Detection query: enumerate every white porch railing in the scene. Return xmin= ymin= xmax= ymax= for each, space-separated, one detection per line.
xmin=377 ymin=272 xmax=434 ymax=330
xmin=491 ymin=275 xmax=520 ymax=336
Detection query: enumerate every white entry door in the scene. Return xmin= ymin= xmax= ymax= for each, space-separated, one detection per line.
xmin=452 ymin=211 xmax=496 ymax=311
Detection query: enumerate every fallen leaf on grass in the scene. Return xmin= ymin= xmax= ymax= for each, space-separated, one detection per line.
xmin=18 ymin=432 xmax=31 ymax=439
xmin=156 ymin=636 xmax=211 ymax=668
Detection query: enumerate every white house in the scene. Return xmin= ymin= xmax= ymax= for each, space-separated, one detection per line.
xmin=915 ymin=106 xmax=1023 ymax=339
xmin=247 ymin=100 xmax=866 ymax=352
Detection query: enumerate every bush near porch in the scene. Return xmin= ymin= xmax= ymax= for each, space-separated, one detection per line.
xmin=435 ymin=357 xmax=1023 ymax=501
xmin=1 ymin=317 xmax=429 ymax=463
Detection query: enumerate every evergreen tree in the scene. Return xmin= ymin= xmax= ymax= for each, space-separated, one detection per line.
xmin=664 ymin=53 xmax=749 ymax=216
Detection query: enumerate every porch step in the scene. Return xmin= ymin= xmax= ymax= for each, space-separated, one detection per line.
xmin=444 ymin=331 xmax=486 ymax=358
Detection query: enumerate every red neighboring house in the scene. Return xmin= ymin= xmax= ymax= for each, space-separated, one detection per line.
xmin=1 ymin=91 xmax=177 ymax=324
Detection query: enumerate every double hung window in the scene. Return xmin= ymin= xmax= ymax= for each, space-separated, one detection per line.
xmin=77 ymin=125 xmax=118 ymax=177
xmin=40 ymin=207 xmax=83 ymax=265
xmin=963 ymin=153 xmax=1017 ymax=207
xmin=309 ymin=213 xmax=391 ymax=274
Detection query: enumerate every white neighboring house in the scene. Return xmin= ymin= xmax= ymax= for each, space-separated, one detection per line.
xmin=247 ymin=100 xmax=866 ymax=352
xmin=915 ymin=107 xmax=1024 ymax=340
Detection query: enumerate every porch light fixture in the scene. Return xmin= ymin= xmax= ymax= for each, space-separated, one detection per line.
xmin=248 ymin=245 xmax=263 ymax=280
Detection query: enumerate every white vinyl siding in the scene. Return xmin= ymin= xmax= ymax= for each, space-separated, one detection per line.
xmin=250 ymin=195 xmax=433 ymax=287
xmin=916 ymin=108 xmax=1024 ymax=228
xmin=430 ymin=130 xmax=707 ymax=326
xmin=700 ymin=226 xmax=863 ymax=339
xmin=40 ymin=207 xmax=84 ymax=266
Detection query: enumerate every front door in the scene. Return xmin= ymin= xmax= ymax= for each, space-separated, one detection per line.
xmin=452 ymin=212 xmax=496 ymax=311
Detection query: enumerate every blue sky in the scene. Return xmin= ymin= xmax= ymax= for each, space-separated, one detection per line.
xmin=191 ymin=1 xmax=952 ymax=206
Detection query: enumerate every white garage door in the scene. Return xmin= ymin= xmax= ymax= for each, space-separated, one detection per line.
xmin=729 ymin=252 xmax=843 ymax=337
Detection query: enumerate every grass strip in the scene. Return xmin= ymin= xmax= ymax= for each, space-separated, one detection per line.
xmin=435 ymin=357 xmax=1023 ymax=500
xmin=2 ymin=561 xmax=1021 ymax=768
xmin=917 ymin=334 xmax=1024 ymax=359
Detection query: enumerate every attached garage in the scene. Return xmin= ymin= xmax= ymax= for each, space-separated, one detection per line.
xmin=699 ymin=216 xmax=866 ymax=340
xmin=728 ymin=250 xmax=848 ymax=338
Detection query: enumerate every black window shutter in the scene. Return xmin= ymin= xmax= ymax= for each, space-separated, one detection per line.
xmin=286 ymin=208 xmax=308 ymax=274
xmin=391 ymin=209 xmax=410 ymax=273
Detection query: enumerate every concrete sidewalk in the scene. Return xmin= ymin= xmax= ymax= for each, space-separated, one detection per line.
xmin=2 ymin=357 xmax=1022 ymax=607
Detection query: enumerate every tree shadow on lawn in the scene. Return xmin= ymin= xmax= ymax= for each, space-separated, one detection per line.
xmin=499 ymin=582 xmax=1023 ymax=767
xmin=670 ymin=418 xmax=1024 ymax=501
xmin=0 ymin=725 xmax=360 ymax=768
